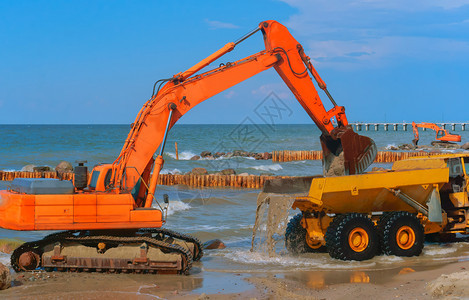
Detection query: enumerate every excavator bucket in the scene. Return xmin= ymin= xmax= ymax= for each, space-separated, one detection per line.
xmin=320 ymin=126 xmax=377 ymax=176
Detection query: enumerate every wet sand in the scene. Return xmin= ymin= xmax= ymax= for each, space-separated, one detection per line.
xmin=2 ymin=258 xmax=469 ymax=299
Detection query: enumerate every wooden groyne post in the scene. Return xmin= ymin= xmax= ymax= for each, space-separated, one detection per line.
xmin=272 ymin=150 xmax=435 ymax=163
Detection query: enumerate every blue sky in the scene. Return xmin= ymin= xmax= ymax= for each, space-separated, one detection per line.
xmin=1 ymin=0 xmax=468 ymax=124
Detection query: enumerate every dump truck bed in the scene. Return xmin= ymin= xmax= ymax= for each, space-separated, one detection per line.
xmin=293 ymin=167 xmax=450 ymax=214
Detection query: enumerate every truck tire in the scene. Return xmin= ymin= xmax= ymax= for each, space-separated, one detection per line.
xmin=378 ymin=211 xmax=424 ymax=257
xmin=285 ymin=214 xmax=325 ymax=254
xmin=325 ymin=213 xmax=379 ymax=261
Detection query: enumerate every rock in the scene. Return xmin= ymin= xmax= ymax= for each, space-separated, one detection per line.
xmin=238 ymin=173 xmax=249 ymax=176
xmin=221 ymin=168 xmax=236 ymax=175
xmin=263 ymin=152 xmax=272 ymax=160
xmin=21 ymin=164 xmax=36 ymax=172
xmin=233 ymin=150 xmax=243 ymax=156
xmin=398 ymin=143 xmax=415 ymax=150
xmin=0 ymin=262 xmax=11 ymax=290
xmin=214 ymin=152 xmax=225 ymax=158
xmin=254 ymin=153 xmax=263 ymax=160
xmin=190 ymin=155 xmax=200 ymax=160
xmin=191 ymin=168 xmax=208 ymax=175
xmin=197 ymin=293 xmax=209 ymax=300
xmin=431 ymin=141 xmax=460 ymax=149
xmin=462 ymin=142 xmax=469 ymax=150
xmin=33 ymin=166 xmax=51 ymax=172
xmin=203 ymin=239 xmax=226 ymax=250
xmin=200 ymin=151 xmax=212 ymax=158
xmin=55 ymin=161 xmax=73 ymax=173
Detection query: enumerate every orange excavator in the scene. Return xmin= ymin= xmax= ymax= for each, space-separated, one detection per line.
xmin=0 ymin=20 xmax=376 ymax=274
xmin=412 ymin=122 xmax=461 ymax=146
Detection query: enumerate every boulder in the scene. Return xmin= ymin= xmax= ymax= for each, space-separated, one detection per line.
xmin=33 ymin=166 xmax=51 ymax=172
xmin=190 ymin=155 xmax=201 ymax=161
xmin=254 ymin=153 xmax=263 ymax=160
xmin=191 ymin=168 xmax=208 ymax=175
xmin=200 ymin=151 xmax=212 ymax=158
xmin=0 ymin=262 xmax=11 ymax=290
xmin=398 ymin=143 xmax=415 ymax=150
xmin=431 ymin=141 xmax=460 ymax=149
xmin=232 ymin=150 xmax=243 ymax=156
xmin=21 ymin=164 xmax=36 ymax=172
xmin=462 ymin=142 xmax=469 ymax=150
xmin=55 ymin=161 xmax=73 ymax=173
xmin=221 ymin=168 xmax=236 ymax=175
xmin=263 ymin=152 xmax=272 ymax=160
xmin=202 ymin=239 xmax=226 ymax=250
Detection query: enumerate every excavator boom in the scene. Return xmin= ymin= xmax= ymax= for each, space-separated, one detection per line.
xmin=114 ymin=21 xmax=377 ymax=206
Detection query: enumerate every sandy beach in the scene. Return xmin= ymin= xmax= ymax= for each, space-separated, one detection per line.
xmin=1 ymin=254 xmax=469 ymax=299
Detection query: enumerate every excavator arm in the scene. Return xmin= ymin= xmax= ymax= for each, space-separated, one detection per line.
xmin=111 ymin=20 xmax=377 ymax=207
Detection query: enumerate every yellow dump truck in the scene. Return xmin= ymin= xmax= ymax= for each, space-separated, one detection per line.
xmin=284 ymin=153 xmax=469 ymax=261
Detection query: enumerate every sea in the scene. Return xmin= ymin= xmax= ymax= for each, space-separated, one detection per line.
xmin=1 ymin=124 xmax=469 ymax=290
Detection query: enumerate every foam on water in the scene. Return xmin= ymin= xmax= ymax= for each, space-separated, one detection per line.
xmin=160 ymin=168 xmax=182 ymax=175
xmin=423 ymin=244 xmax=459 ymax=256
xmin=160 ymin=201 xmax=191 ymax=216
xmin=384 ymin=143 xmax=398 ymax=150
xmin=250 ymin=164 xmax=283 ymax=172
xmin=166 ymin=151 xmax=197 ymax=160
xmin=0 ymin=252 xmax=10 ymax=267
xmin=220 ymin=249 xmax=377 ymax=270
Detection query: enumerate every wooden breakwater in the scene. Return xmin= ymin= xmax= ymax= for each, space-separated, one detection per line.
xmin=0 ymin=171 xmax=279 ymax=189
xmin=272 ymin=150 xmax=433 ymax=163
xmin=0 ymin=171 xmax=74 ymax=181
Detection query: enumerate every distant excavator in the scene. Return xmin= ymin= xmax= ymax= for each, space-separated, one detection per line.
xmin=412 ymin=122 xmax=461 ymax=146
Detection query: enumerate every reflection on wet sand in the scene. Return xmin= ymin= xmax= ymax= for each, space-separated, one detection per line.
xmin=284 ymin=266 xmax=428 ymax=290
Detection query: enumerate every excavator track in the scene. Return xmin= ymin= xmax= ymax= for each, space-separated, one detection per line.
xmin=135 ymin=228 xmax=203 ymax=261
xmin=11 ymin=230 xmax=198 ymax=275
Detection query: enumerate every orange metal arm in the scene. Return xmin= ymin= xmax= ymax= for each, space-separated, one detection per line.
xmin=114 ymin=50 xmax=280 ymax=192
xmin=112 ymin=20 xmax=356 ymax=206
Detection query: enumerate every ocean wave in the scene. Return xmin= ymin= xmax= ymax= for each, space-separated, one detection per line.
xmin=166 ymin=151 xmax=197 ymax=160
xmin=160 ymin=168 xmax=182 ymax=175
xmin=222 ymin=250 xmax=376 ymax=270
xmin=423 ymin=245 xmax=458 ymax=256
xmin=384 ymin=144 xmax=397 ymax=150
xmin=157 ymin=200 xmax=191 ymax=216
xmin=250 ymin=164 xmax=283 ymax=172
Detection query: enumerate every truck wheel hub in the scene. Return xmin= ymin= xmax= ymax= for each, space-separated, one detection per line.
xmin=348 ymin=228 xmax=368 ymax=252
xmin=396 ymin=226 xmax=415 ymax=250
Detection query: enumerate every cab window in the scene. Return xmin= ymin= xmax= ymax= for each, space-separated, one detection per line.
xmin=448 ymin=158 xmax=464 ymax=177
xmin=89 ymin=171 xmax=100 ymax=189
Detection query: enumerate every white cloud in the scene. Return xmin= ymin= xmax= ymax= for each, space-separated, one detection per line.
xmin=224 ymin=90 xmax=236 ymax=99
xmin=204 ymin=19 xmax=239 ymax=30
xmin=252 ymin=83 xmax=291 ymax=99
xmin=278 ymin=0 xmax=469 ymax=69
xmin=306 ymin=36 xmax=469 ymax=69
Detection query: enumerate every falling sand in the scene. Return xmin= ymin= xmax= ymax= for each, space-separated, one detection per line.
xmin=251 ymin=177 xmax=315 ymax=256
